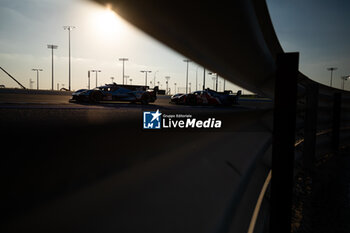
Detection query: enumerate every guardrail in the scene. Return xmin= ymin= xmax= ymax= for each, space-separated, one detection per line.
xmin=244 ymin=53 xmax=350 ymax=233
xmin=215 ymin=53 xmax=350 ymax=233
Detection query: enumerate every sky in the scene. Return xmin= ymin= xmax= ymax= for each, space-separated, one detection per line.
xmin=267 ymin=0 xmax=350 ymax=89
xmin=0 ymin=0 xmax=242 ymax=93
xmin=0 ymin=0 xmax=349 ymax=92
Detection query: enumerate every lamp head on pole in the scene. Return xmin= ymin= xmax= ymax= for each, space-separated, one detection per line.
xmin=63 ymin=26 xmax=76 ymax=31
xmin=327 ymin=67 xmax=338 ymax=71
xmin=47 ymin=45 xmax=58 ymax=49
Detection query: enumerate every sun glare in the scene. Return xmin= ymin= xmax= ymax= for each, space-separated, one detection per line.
xmin=92 ymin=6 xmax=124 ymax=36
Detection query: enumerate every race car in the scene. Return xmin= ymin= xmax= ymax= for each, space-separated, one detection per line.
xmin=170 ymin=89 xmax=241 ymax=106
xmin=70 ymin=83 xmax=157 ymax=104
xmin=169 ymin=93 xmax=185 ymax=104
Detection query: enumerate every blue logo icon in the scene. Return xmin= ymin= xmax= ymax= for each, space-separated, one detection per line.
xmin=143 ymin=109 xmax=162 ymax=129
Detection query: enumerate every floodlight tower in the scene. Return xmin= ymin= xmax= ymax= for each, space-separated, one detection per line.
xmin=196 ymin=66 xmax=200 ymax=91
xmin=88 ymin=70 xmax=91 ymax=89
xmin=90 ymin=70 xmax=101 ymax=87
xmin=47 ymin=44 xmax=58 ymax=90
xmin=119 ymin=58 xmax=128 ymax=84
xmin=208 ymin=72 xmax=218 ymax=91
xmin=341 ymin=76 xmax=349 ymax=90
xmin=211 ymin=76 xmax=216 ymax=89
xmin=29 ymin=78 xmax=34 ymax=89
xmin=165 ymin=76 xmax=170 ymax=95
xmin=183 ymin=59 xmax=191 ymax=94
xmin=203 ymin=68 xmax=206 ymax=90
xmin=327 ymin=67 xmax=337 ymax=87
xmin=63 ymin=26 xmax=75 ymax=91
xmin=153 ymin=70 xmax=159 ymax=88
xmin=140 ymin=70 xmax=152 ymax=86
xmin=124 ymin=75 xmax=129 ymax=85
xmin=31 ymin=68 xmax=43 ymax=90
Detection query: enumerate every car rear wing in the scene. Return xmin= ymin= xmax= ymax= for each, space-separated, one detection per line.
xmin=108 ymin=83 xmax=159 ymax=93
xmin=116 ymin=84 xmax=150 ymax=91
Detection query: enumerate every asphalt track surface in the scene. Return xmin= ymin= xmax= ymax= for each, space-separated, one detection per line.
xmin=0 ymin=92 xmax=272 ymax=128
xmin=1 ymin=92 xmax=273 ymax=233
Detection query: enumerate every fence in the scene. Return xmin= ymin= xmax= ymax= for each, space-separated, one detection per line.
xmin=240 ymin=53 xmax=350 ymax=233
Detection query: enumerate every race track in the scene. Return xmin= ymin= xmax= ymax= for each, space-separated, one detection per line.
xmin=0 ymin=91 xmax=271 ymax=127
xmin=1 ymin=90 xmax=273 ymax=233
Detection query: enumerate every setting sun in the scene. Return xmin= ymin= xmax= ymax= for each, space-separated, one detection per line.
xmin=91 ymin=6 xmax=125 ymax=36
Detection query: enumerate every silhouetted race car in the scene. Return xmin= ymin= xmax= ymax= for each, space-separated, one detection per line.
xmin=171 ymin=89 xmax=241 ymax=106
xmin=70 ymin=83 xmax=157 ymax=104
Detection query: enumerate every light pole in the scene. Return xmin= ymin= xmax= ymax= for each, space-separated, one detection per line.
xmin=32 ymin=68 xmax=43 ymax=90
xmin=208 ymin=72 xmax=218 ymax=91
xmin=29 ymin=78 xmax=34 ymax=89
xmin=140 ymin=70 xmax=152 ymax=86
xmin=90 ymin=70 xmax=101 ymax=87
xmin=88 ymin=70 xmax=91 ymax=89
xmin=129 ymin=78 xmax=133 ymax=85
xmin=196 ymin=66 xmax=200 ymax=91
xmin=63 ymin=26 xmax=75 ymax=91
xmin=174 ymin=82 xmax=177 ymax=94
xmin=124 ymin=75 xmax=129 ymax=85
xmin=183 ymin=59 xmax=191 ymax=94
xmin=165 ymin=76 xmax=170 ymax=95
xmin=216 ymin=74 xmax=218 ymax=91
xmin=153 ymin=70 xmax=158 ymax=88
xmin=47 ymin=44 xmax=58 ymax=90
xmin=211 ymin=76 xmax=216 ymax=89
xmin=88 ymin=70 xmax=90 ymax=90
xmin=341 ymin=76 xmax=349 ymax=90
xmin=327 ymin=67 xmax=337 ymax=87
xmin=203 ymin=68 xmax=206 ymax=90
xmin=119 ymin=58 xmax=128 ymax=85
xmin=111 ymin=76 xmax=115 ymax=83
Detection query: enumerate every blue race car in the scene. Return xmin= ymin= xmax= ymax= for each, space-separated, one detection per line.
xmin=70 ymin=83 xmax=157 ymax=104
